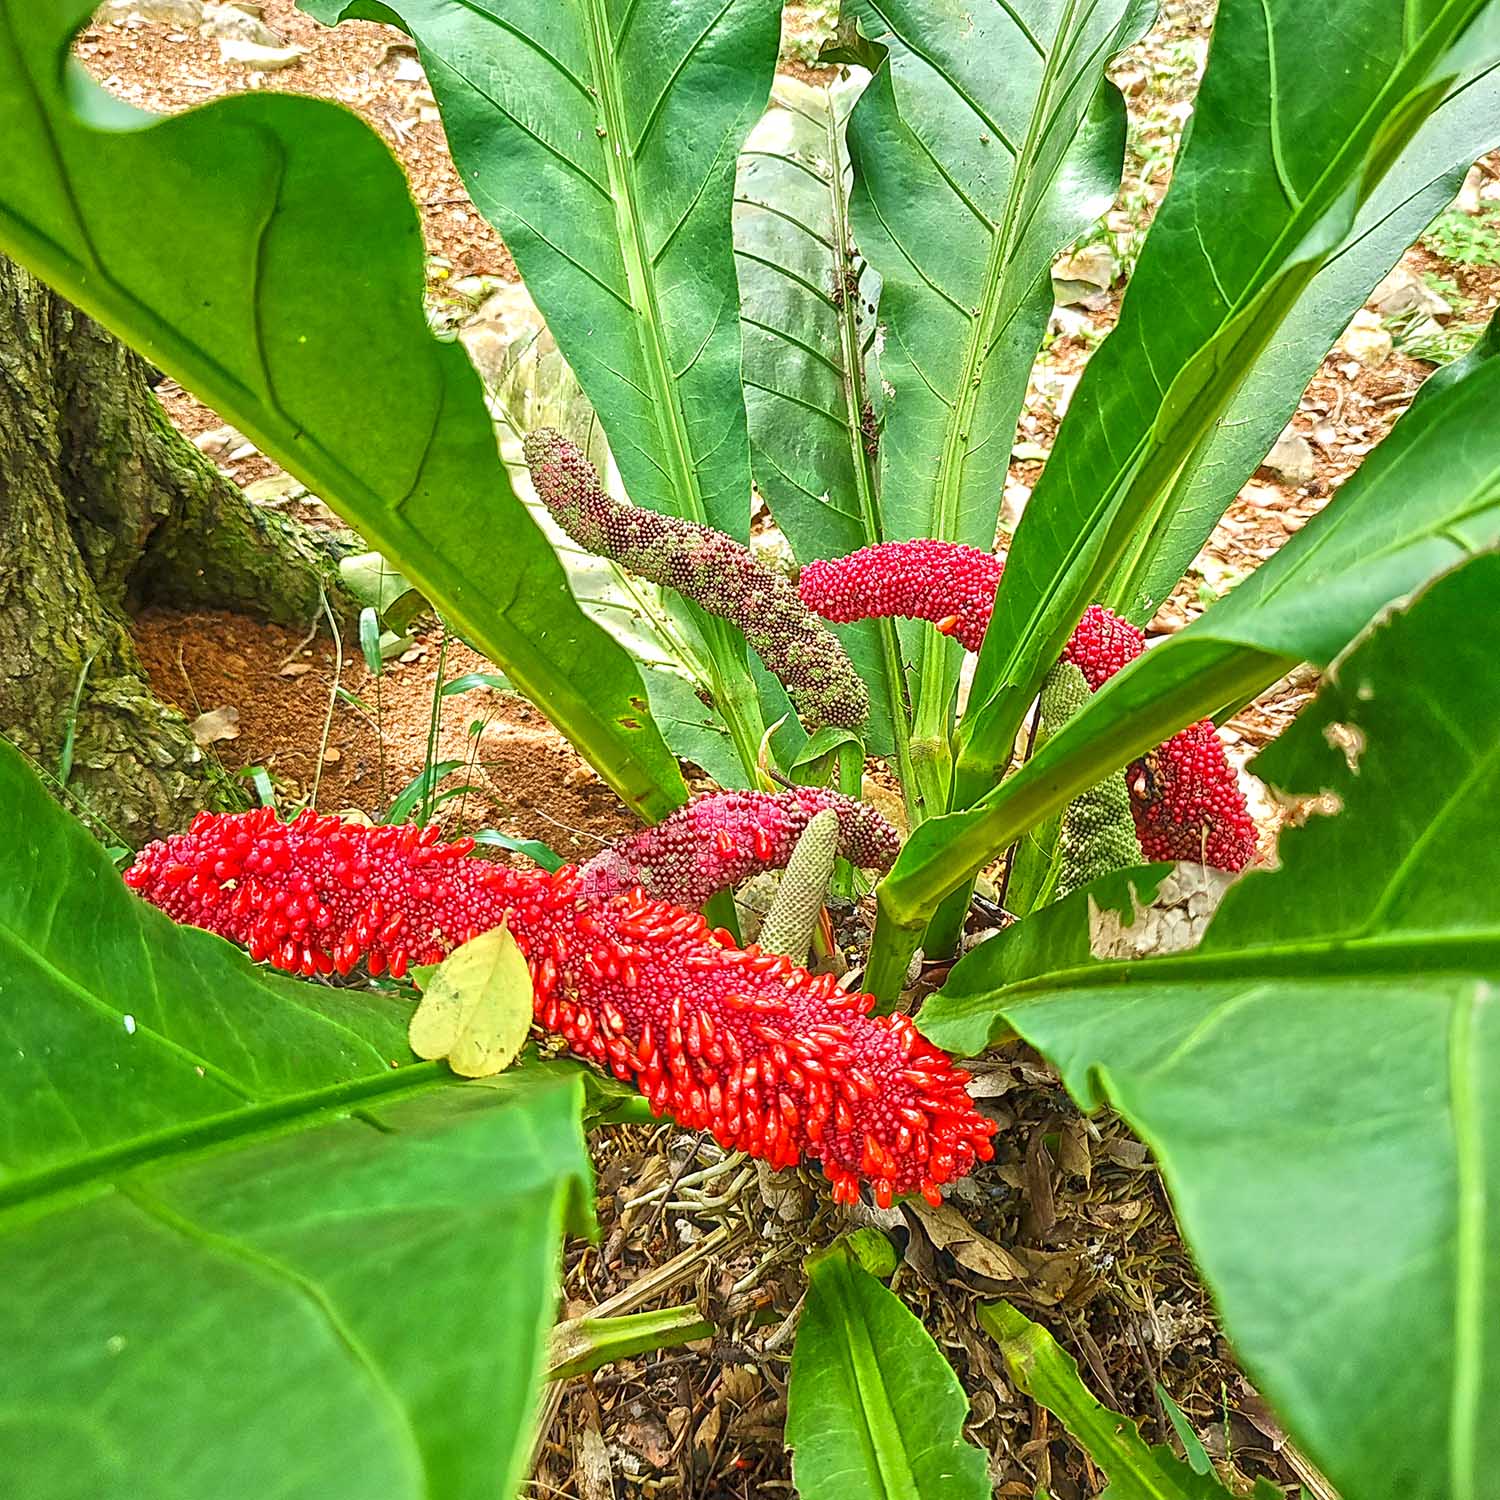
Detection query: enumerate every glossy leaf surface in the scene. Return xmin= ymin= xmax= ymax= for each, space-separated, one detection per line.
xmin=787 ymin=1241 xmax=988 ymax=1499
xmin=962 ymin=0 xmax=1500 ymax=794
xmin=0 ymin=741 xmax=590 ymax=1500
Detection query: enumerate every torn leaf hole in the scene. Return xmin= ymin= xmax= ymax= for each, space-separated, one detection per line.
xmin=1323 ymin=720 xmax=1365 ymax=773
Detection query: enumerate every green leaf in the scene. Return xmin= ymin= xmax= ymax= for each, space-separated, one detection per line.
xmin=845 ymin=0 xmax=1152 ymax=552
xmin=734 ymin=76 xmax=906 ymax=762
xmin=442 ymin=669 xmax=514 ymax=697
xmin=0 ymin=0 xmax=686 ymax=823
xmin=787 ymin=1240 xmax=989 ymax=1500
xmin=358 ymin=606 xmax=385 ymax=677
xmin=1156 ymin=1386 xmax=1215 ymax=1477
xmin=470 ymin=828 xmax=565 ymax=872
xmin=960 ymin=0 xmax=1500 ymax=795
xmin=736 ymin=75 xmax=882 ymax=561
xmin=1106 ymin=73 xmax=1500 ymax=623
xmin=339 ymin=550 xmax=429 ymax=633
xmin=387 ymin=759 xmax=467 ymax=824
xmin=930 ymin=551 xmax=1500 ymax=1500
xmin=304 ymin=0 xmax=780 ymax=776
xmin=979 ymin=1301 xmax=1254 ymax=1499
xmin=0 ymin=739 xmax=592 ymax=1499
xmin=865 ymin=304 xmax=1500 ymax=999
xmin=305 ymin=0 xmax=773 ymax=540
xmin=842 ymin=0 xmax=1153 ymax=808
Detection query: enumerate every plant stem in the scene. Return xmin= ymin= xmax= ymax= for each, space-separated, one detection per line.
xmin=419 ymin=623 xmax=449 ymax=826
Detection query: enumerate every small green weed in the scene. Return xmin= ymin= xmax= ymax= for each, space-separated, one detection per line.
xmin=1421 ymin=207 xmax=1500 ymax=266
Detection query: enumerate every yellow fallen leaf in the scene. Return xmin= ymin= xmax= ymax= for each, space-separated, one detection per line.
xmin=407 ymin=926 xmax=534 ymax=1078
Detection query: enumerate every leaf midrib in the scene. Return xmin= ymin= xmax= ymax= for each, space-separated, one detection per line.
xmin=578 ymin=0 xmax=710 ymax=528
xmin=816 ymin=85 xmax=920 ymax=801
xmin=0 ymin=1060 xmax=447 ymax=1225
xmin=977 ymin=928 xmax=1500 ymax=1008
xmin=830 ymin=1261 xmax=922 ymax=1500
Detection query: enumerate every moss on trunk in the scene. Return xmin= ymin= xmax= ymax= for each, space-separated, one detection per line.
xmin=0 ymin=255 xmax=355 ymax=845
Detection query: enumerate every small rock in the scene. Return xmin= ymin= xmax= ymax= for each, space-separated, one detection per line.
xmin=1058 ymin=242 xmax=1114 ymax=286
xmin=1403 ymin=315 xmax=1447 ymax=346
xmin=217 ymin=37 xmax=306 ymax=69
xmin=1001 ymin=477 xmax=1031 ymax=531
xmin=192 ymin=423 xmax=248 ymax=458
xmin=1259 ymin=428 xmax=1317 ymax=487
xmin=394 ymin=54 xmax=426 ymax=83
xmin=1457 ymin=164 xmax=1484 ymax=215
xmin=322 ymin=747 xmax=342 ymax=765
xmin=100 ymin=0 xmax=204 ymax=23
xmin=1240 ymin=484 xmax=1282 ymax=510
xmin=1051 ymin=242 xmax=1114 ymax=308
xmin=1369 ymin=265 xmax=1451 ymax=322
xmin=243 ymin=473 xmax=307 ymax=505
xmin=1336 ymin=308 xmax=1392 ymax=368
xmin=278 ymin=661 xmax=313 ymax=679
xmin=1049 ymin=304 xmax=1098 ymax=341
xmin=200 ymin=2 xmax=280 ymax=43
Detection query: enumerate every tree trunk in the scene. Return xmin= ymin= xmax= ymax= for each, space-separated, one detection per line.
xmin=0 ymin=255 xmax=354 ymax=846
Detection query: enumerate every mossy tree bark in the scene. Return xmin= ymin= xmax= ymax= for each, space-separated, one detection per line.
xmin=0 ymin=256 xmax=355 ymax=846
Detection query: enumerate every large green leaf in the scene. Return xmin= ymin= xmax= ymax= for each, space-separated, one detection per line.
xmin=303 ymin=0 xmax=781 ymax=779
xmin=840 ymin=0 xmax=1154 ymax=811
xmin=304 ymin=0 xmax=773 ymax=540
xmin=1107 ymin=68 xmax=1500 ymax=622
xmin=959 ymin=0 xmax=1500 ymax=796
xmin=866 ymin=306 xmax=1500 ymax=999
xmin=924 ymin=551 xmax=1500 ymax=1500
xmin=787 ymin=1240 xmax=989 ymax=1499
xmin=0 ymin=0 xmax=687 ymax=823
xmin=734 ymin=76 xmax=909 ymax=768
xmin=0 ymin=740 xmax=591 ymax=1499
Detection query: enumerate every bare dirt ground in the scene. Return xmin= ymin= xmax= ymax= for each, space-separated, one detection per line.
xmin=78 ymin=2 xmax=1500 ymax=1495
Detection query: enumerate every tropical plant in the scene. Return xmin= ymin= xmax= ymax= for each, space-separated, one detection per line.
xmin=2 ymin=0 xmax=1499 ymax=1497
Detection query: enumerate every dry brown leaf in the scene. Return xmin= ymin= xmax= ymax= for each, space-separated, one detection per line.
xmin=906 ymin=1199 xmax=1028 ymax=1282
xmin=189 ymin=705 xmax=240 ymax=746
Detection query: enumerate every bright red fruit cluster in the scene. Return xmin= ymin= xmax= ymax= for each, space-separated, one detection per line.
xmin=125 ymin=809 xmax=996 ymax=1207
xmin=579 ymin=788 xmax=901 ymax=907
xmin=798 ymin=541 xmax=1257 ymax=871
